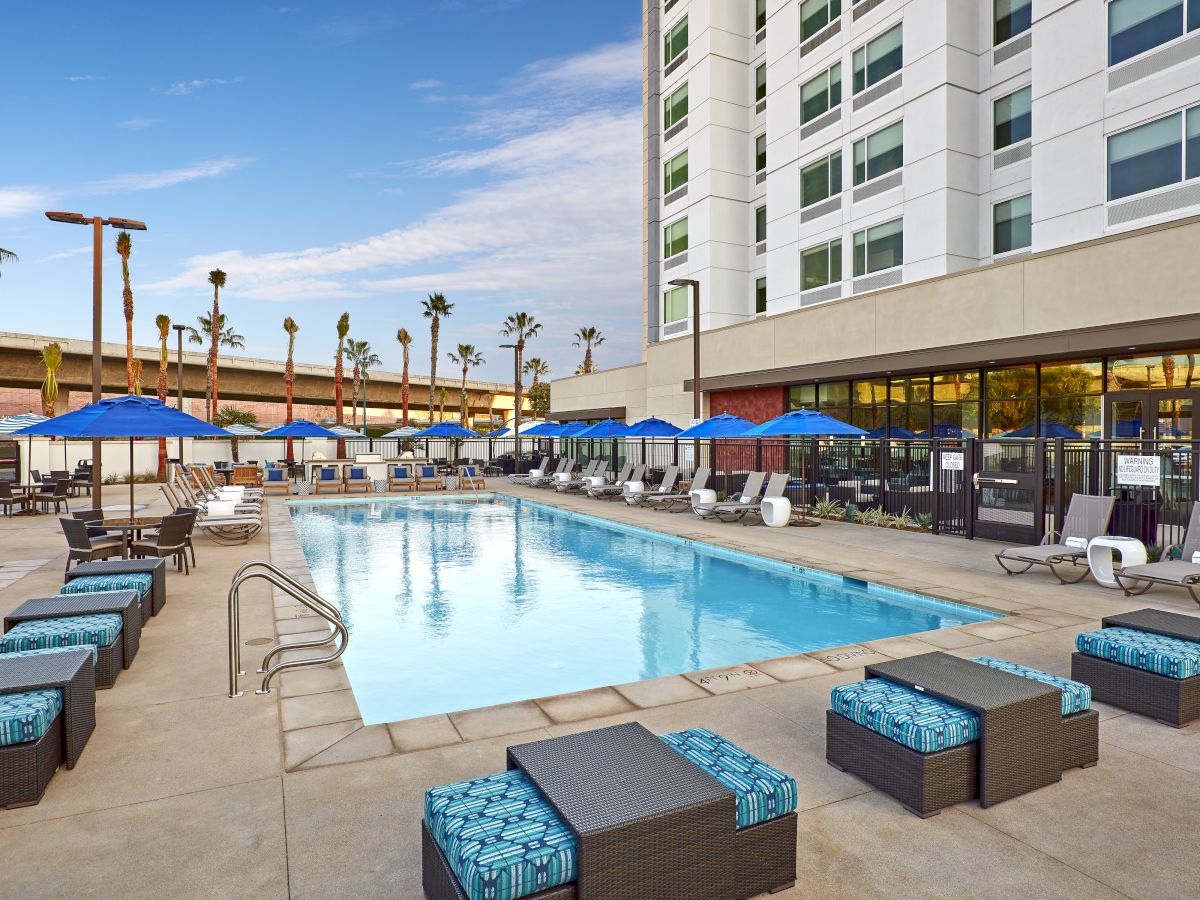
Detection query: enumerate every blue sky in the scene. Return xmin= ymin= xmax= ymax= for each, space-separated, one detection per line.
xmin=1 ymin=1 xmax=643 ymax=383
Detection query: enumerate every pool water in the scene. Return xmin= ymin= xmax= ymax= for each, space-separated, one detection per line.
xmin=289 ymin=496 xmax=998 ymax=724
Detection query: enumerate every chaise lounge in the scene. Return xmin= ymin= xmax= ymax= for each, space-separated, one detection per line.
xmin=1113 ymin=504 xmax=1200 ymax=606
xmin=995 ymin=494 xmax=1115 ymax=583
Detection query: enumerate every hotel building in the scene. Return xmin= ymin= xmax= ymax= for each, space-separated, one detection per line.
xmin=550 ymin=0 xmax=1200 ymax=441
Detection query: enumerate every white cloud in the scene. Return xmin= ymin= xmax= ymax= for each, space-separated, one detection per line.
xmin=85 ymin=157 xmax=254 ymax=194
xmin=118 ymin=118 xmax=161 ymax=130
xmin=409 ymin=79 xmax=443 ymax=90
xmin=67 ymin=74 xmax=108 ymax=82
xmin=0 ymin=188 xmax=48 ymax=219
xmin=38 ymin=246 xmax=92 ymax=263
xmin=159 ymin=76 xmax=244 ymax=96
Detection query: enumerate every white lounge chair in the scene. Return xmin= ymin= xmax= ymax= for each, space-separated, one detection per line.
xmin=717 ymin=472 xmax=789 ymax=524
xmin=693 ymin=472 xmax=766 ymax=520
xmin=526 ymin=458 xmax=571 ymax=487
xmin=627 ymin=465 xmax=679 ymax=506
xmin=555 ymin=460 xmax=605 ymax=492
xmin=644 ymin=467 xmax=710 ymax=513
xmin=586 ymin=463 xmax=642 ymax=500
xmin=1114 ymin=504 xmax=1200 ymax=606
xmin=996 ymin=494 xmax=1116 ymax=584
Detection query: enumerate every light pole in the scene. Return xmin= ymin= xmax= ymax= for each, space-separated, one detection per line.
xmin=668 ymin=278 xmax=702 ymax=423
xmin=172 ymin=323 xmax=188 ymax=462
xmin=45 ymin=211 xmax=148 ymax=506
xmin=501 ymin=343 xmax=520 ymax=472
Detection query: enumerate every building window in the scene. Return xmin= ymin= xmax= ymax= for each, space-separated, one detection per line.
xmin=755 ymin=277 xmax=767 ymax=314
xmin=1107 ymin=108 xmax=1200 ymax=201
xmin=853 ymin=23 xmax=902 ymax=94
xmin=756 ymin=0 xmax=766 ymax=31
xmin=664 ymin=217 xmax=688 ymax=258
xmin=853 ymin=218 xmax=902 ymax=276
xmin=984 ymin=365 xmax=1037 ymax=437
xmin=993 ymin=193 xmax=1032 ymax=254
xmin=801 ymin=151 xmax=842 ymax=208
xmin=852 ymin=120 xmax=903 ymax=185
xmin=800 ymin=64 xmax=841 ymax=124
xmin=801 ymin=0 xmax=842 ymax=41
xmin=1108 ymin=0 xmax=1200 ymax=66
xmin=755 ymin=134 xmax=767 ymax=173
xmin=664 ymin=83 xmax=688 ymax=130
xmin=994 ymin=0 xmax=1032 ymax=45
xmin=755 ymin=205 xmax=767 ymax=243
xmin=993 ymin=86 xmax=1031 ymax=150
xmin=663 ymin=285 xmax=689 ymax=324
xmin=664 ymin=16 xmax=688 ymax=66
xmin=664 ymin=150 xmax=688 ymax=194
xmin=801 ymin=239 xmax=842 ymax=290
xmin=755 ymin=64 xmax=766 ymax=102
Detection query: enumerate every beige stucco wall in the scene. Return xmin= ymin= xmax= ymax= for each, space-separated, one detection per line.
xmin=551 ymin=215 xmax=1200 ymax=426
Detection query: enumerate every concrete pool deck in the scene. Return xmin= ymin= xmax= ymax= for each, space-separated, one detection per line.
xmin=1 ymin=480 xmax=1199 ymax=897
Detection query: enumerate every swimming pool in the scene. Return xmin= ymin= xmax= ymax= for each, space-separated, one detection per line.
xmin=289 ymin=496 xmax=998 ymax=724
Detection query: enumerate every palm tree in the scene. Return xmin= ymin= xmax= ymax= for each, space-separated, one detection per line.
xmin=346 ymin=339 xmax=368 ymax=427
xmin=396 ymin=328 xmax=413 ymax=426
xmin=115 ymin=231 xmax=135 ymax=391
xmin=448 ymin=343 xmax=485 ymax=426
xmin=351 ymin=341 xmax=381 ymax=429
xmin=39 ymin=342 xmax=63 ymax=417
xmin=572 ymin=326 xmax=605 ymax=375
xmin=333 ymin=312 xmax=350 ymax=457
xmin=438 ymin=385 xmax=449 ymax=422
xmin=0 ymin=247 xmax=16 ymax=279
xmin=499 ymin=312 xmax=542 ymax=440
xmin=206 ymin=269 xmax=227 ymax=420
xmin=283 ymin=317 xmax=299 ymax=459
xmin=213 ymin=406 xmax=258 ymax=463
xmin=130 ymin=359 xmax=144 ymax=395
xmin=155 ymin=314 xmax=171 ymax=480
xmin=523 ymin=357 xmax=550 ymax=387
xmin=421 ymin=293 xmax=454 ymax=425
xmin=186 ymin=313 xmax=245 ymax=418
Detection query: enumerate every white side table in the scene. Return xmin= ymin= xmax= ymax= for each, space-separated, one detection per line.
xmin=622 ymin=481 xmax=645 ymax=502
xmin=1086 ymin=536 xmax=1148 ymax=588
xmin=690 ymin=488 xmax=717 ymax=508
xmin=761 ymin=496 xmax=792 ymax=528
xmin=584 ymin=476 xmax=607 ymax=489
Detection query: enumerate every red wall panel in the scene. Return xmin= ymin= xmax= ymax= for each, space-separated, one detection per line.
xmin=709 ymin=386 xmax=786 ymax=424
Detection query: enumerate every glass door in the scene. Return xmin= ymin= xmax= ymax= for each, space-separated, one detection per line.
xmin=1107 ymin=391 xmax=1198 ymax=440
xmin=1153 ymin=394 xmax=1194 ymax=441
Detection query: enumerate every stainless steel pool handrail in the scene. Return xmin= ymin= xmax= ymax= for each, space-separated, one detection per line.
xmin=227 ymin=560 xmax=347 ymax=697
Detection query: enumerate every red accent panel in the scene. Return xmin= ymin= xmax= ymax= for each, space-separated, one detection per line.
xmin=709 ymin=386 xmax=786 ymax=425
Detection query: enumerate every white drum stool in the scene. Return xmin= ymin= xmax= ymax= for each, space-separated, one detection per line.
xmin=761 ymin=496 xmax=792 ymax=528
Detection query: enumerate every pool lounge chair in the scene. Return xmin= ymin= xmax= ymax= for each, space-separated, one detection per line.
xmin=693 ymin=472 xmax=766 ymax=520
xmin=554 ymin=459 xmax=602 ymax=492
xmin=457 ymin=465 xmax=485 ymax=490
xmin=527 ymin=458 xmax=572 ymax=487
xmin=506 ymin=458 xmax=547 ymax=485
xmin=589 ymin=464 xmax=646 ymax=501
xmin=344 ymin=466 xmax=372 ymax=494
xmin=196 ymin=466 xmax=264 ymax=500
xmin=628 ymin=465 xmax=679 ymax=506
xmin=645 ymin=467 xmax=710 ymax=512
xmin=995 ymin=494 xmax=1115 ymax=583
xmin=1114 ymin=504 xmax=1200 ymax=606
xmin=717 ymin=472 xmax=789 ymax=524
xmin=261 ymin=467 xmax=290 ymax=496
xmin=417 ymin=465 xmax=446 ymax=492
xmin=314 ymin=466 xmax=344 ymax=494
xmin=579 ymin=461 xmax=632 ymax=498
xmin=388 ymin=464 xmax=416 ymax=492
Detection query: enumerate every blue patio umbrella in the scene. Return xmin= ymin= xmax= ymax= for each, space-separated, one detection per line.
xmin=411 ymin=422 xmax=479 ymax=438
xmin=918 ymin=423 xmax=976 ymax=439
xmin=866 ymin=426 xmax=918 ymax=439
xmin=484 ymin=426 xmax=511 ymax=437
xmin=574 ymin=419 xmax=633 ymax=438
xmin=1003 ymin=422 xmax=1081 ymax=439
xmin=742 ymin=408 xmax=867 ymax=437
xmin=522 ymin=422 xmax=563 ymax=437
xmin=675 ymin=413 xmax=757 ymax=439
xmin=556 ymin=421 xmax=591 ymax=437
xmin=261 ymin=418 xmax=341 ymax=439
xmin=625 ymin=417 xmax=683 ymax=438
xmin=15 ymin=395 xmax=227 ymax=512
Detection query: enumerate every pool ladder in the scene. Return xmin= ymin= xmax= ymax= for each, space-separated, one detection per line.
xmin=227 ymin=560 xmax=348 ymax=698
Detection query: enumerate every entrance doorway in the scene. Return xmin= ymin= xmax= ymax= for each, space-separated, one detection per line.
xmin=1107 ymin=391 xmax=1197 ymax=440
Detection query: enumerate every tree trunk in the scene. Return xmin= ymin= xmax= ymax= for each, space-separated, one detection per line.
xmin=515 ymin=339 xmax=524 ymax=441
xmin=335 ymin=349 xmax=345 ymax=458
xmin=461 ymin=366 xmax=469 ymax=425
xmin=204 ymin=347 xmax=214 ymax=422
xmin=231 ymin=436 xmax=240 ymax=463
xmin=584 ymin=344 xmax=593 ymax=374
xmin=285 ymin=354 xmax=295 ymax=459
xmin=428 ymin=317 xmax=439 ymax=425
xmin=125 ymin=312 xmax=134 ymax=393
xmin=209 ymin=292 xmax=220 ymax=421
xmin=157 ymin=356 xmax=168 ymax=481
xmin=401 ymin=346 xmax=410 ymax=426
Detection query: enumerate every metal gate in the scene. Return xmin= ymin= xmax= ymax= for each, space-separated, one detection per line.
xmin=972 ymin=440 xmax=1043 ymax=544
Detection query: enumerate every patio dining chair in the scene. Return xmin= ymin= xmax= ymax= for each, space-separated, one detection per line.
xmin=34 ymin=479 xmax=71 ymax=515
xmin=130 ymin=512 xmax=193 ymax=574
xmin=60 ymin=516 xmax=126 ymax=574
xmin=0 ymin=482 xmax=31 ymax=517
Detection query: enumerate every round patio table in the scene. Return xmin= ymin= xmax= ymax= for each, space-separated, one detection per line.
xmin=100 ymin=516 xmax=164 ymax=550
xmin=9 ymin=484 xmax=52 ymax=515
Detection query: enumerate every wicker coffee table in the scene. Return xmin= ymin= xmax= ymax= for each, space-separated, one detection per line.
xmin=865 ymin=652 xmax=1063 ymax=807
xmin=6 ymin=591 xmax=142 ymax=677
xmin=423 ymin=722 xmax=797 ymax=900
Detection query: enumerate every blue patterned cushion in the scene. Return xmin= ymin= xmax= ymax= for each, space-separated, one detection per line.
xmin=424 ymin=769 xmax=577 ymax=900
xmin=1076 ymin=627 xmax=1200 ymax=679
xmin=266 ymin=469 xmax=285 ymax=482
xmin=350 ymin=467 xmax=365 ymax=480
xmin=659 ymin=727 xmax=797 ymax=828
xmin=831 ymin=679 xmax=980 ymax=753
xmin=60 ymin=572 xmax=152 ymax=603
xmin=0 ymin=614 xmax=122 ymax=663
xmin=0 ymin=689 xmax=63 ymax=747
xmin=972 ymin=657 xmax=1091 ymax=715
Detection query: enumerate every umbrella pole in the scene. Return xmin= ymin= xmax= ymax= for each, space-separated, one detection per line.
xmin=130 ymin=438 xmax=135 ymax=515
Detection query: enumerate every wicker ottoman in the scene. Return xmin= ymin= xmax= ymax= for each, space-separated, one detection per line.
xmin=0 ymin=614 xmax=125 ymax=689
xmin=64 ymin=557 xmax=167 ymax=619
xmin=422 ymin=724 xmax=798 ymax=900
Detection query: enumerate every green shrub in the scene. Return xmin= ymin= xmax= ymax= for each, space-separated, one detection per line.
xmin=812 ymin=496 xmax=843 ymax=519
xmin=915 ymin=512 xmax=934 ymax=531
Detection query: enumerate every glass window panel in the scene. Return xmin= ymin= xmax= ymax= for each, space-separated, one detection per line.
xmin=756 ymin=133 xmax=767 ymax=172
xmin=932 ymin=371 xmax=981 ymax=402
xmin=1187 ymin=106 xmax=1200 ymax=179
xmin=664 ymin=217 xmax=688 ymax=257
xmin=755 ymin=277 xmax=767 ymax=314
xmin=853 ymin=406 xmax=886 ymax=431
xmin=1108 ymin=350 xmax=1200 ymax=390
xmin=985 ymin=364 xmax=1036 ymax=399
xmin=994 ymin=86 xmax=1032 ymax=149
xmin=993 ymin=193 xmax=1032 ymax=254
xmin=1191 ymin=0 xmax=1200 ymax=30
xmin=756 ymin=0 xmax=767 ymax=30
xmin=854 ymin=121 xmax=903 ymax=184
xmin=830 ymin=63 xmax=842 ymax=107
xmin=800 ymin=65 xmax=841 ymax=123
xmin=789 ymin=385 xmax=817 ymax=409
xmin=854 ymin=218 xmax=902 ymax=276
xmin=755 ymin=206 xmax=767 ymax=242
xmin=853 ymin=46 xmax=866 ymax=93
xmin=892 ymin=404 xmax=931 ymax=434
xmin=985 ymin=399 xmax=1036 ymax=437
xmin=853 ymin=379 xmax=888 ymax=405
xmin=932 ymin=401 xmax=980 ymax=437
xmin=664 ymin=150 xmax=688 ymax=193
xmin=853 ymin=138 xmax=866 ymax=185
xmin=664 ymin=83 xmax=688 ymax=129
xmin=819 ymin=381 xmax=850 ymax=407
xmin=801 ymin=239 xmax=841 ymax=290
xmin=801 ymin=0 xmax=841 ymax=41
xmin=888 ymin=376 xmax=930 ymax=405
xmin=1041 ymin=396 xmax=1102 ymax=439
xmin=1108 ymin=0 xmax=1183 ymax=65
xmin=801 ymin=153 xmax=839 ymax=207
xmin=665 ymin=17 xmax=689 ymax=64
xmin=1040 ymin=359 xmax=1103 ymax=396
xmin=1107 ymin=113 xmax=1182 ymax=200
xmin=663 ymin=286 xmax=689 ymax=323
xmin=866 ymin=24 xmax=903 ymax=86
xmin=755 ymin=64 xmax=766 ymax=101
xmin=995 ymin=0 xmax=1032 ymax=45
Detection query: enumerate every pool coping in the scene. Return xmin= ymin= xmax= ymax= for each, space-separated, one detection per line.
xmin=265 ymin=488 xmax=1066 ymax=772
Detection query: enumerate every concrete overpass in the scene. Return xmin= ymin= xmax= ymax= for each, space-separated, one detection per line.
xmin=0 ymin=331 xmax=522 ymax=424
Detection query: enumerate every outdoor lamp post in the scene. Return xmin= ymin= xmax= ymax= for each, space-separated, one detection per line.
xmin=668 ymin=278 xmax=702 ymax=424
xmin=172 ymin=323 xmax=188 ymax=461
xmin=500 ymin=343 xmax=520 ymax=472
xmin=45 ymin=211 xmax=148 ymax=505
